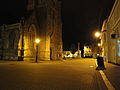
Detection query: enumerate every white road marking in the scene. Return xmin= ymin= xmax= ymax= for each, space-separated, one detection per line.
xmin=95 ymin=60 xmax=115 ymax=90
xmin=99 ymin=71 xmax=115 ymax=90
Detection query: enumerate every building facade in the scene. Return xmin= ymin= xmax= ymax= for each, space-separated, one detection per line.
xmin=101 ymin=0 xmax=120 ymax=64
xmin=0 ymin=0 xmax=63 ymax=61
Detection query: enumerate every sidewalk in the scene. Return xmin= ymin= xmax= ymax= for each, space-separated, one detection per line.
xmin=103 ymin=62 xmax=120 ymax=90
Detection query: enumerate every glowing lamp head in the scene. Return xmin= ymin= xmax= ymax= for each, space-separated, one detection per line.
xmin=35 ymin=39 xmax=40 ymax=44
xmin=95 ymin=32 xmax=101 ymax=37
xmin=98 ymin=43 xmax=101 ymax=47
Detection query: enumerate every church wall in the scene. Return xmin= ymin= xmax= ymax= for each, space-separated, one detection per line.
xmin=0 ymin=23 xmax=20 ymax=60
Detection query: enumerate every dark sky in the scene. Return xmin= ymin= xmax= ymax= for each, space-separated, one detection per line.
xmin=61 ymin=0 xmax=115 ymax=50
xmin=0 ymin=0 xmax=115 ymax=50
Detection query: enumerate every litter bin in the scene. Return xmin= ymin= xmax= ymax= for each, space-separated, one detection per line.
xmin=96 ymin=56 xmax=105 ymax=70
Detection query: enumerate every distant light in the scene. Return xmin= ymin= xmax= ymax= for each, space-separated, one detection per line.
xmin=35 ymin=39 xmax=40 ymax=44
xmin=97 ymin=54 xmax=99 ymax=56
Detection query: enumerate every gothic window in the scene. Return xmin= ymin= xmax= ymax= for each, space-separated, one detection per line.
xmin=9 ymin=31 xmax=16 ymax=49
xmin=30 ymin=33 xmax=32 ymax=42
xmin=28 ymin=26 xmax=35 ymax=48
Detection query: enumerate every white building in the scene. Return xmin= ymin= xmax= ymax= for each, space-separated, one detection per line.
xmin=101 ymin=0 xmax=120 ymax=64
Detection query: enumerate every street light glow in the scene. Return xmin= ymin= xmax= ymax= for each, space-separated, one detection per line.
xmin=98 ymin=43 xmax=101 ymax=47
xmin=95 ymin=32 xmax=101 ymax=38
xmin=35 ymin=39 xmax=40 ymax=44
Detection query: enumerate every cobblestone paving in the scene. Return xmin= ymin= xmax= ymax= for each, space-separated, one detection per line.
xmin=0 ymin=59 xmax=107 ymax=90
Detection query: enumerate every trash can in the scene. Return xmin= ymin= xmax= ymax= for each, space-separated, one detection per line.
xmin=97 ymin=56 xmax=104 ymax=67
xmin=96 ymin=56 xmax=105 ymax=70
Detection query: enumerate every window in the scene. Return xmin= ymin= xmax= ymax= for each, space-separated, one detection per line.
xmin=117 ymin=40 xmax=120 ymax=56
xmin=104 ymin=33 xmax=106 ymax=42
xmin=9 ymin=31 xmax=16 ymax=49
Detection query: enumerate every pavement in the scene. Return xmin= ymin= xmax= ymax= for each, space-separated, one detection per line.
xmin=0 ymin=58 xmax=119 ymax=90
xmin=103 ymin=62 xmax=120 ymax=90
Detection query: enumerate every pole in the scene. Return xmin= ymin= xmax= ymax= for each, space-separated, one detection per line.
xmin=21 ymin=26 xmax=24 ymax=57
xmin=36 ymin=44 xmax=38 ymax=63
xmin=78 ymin=42 xmax=80 ymax=51
xmin=19 ymin=17 xmax=24 ymax=61
xmin=77 ymin=42 xmax=80 ymax=57
xmin=98 ymin=46 xmax=99 ymax=55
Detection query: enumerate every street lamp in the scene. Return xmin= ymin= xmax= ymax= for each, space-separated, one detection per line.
xmin=95 ymin=32 xmax=101 ymax=38
xmin=35 ymin=39 xmax=40 ymax=63
xmin=94 ymin=32 xmax=101 ymax=56
xmin=98 ymin=43 xmax=101 ymax=47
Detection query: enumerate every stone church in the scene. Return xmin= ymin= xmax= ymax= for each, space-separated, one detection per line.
xmin=0 ymin=0 xmax=63 ymax=61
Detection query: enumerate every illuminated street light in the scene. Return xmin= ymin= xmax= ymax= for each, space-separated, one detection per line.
xmin=94 ymin=31 xmax=101 ymax=56
xmin=95 ymin=32 xmax=101 ymax=38
xmin=35 ymin=39 xmax=40 ymax=44
xmin=98 ymin=43 xmax=101 ymax=47
xmin=35 ymin=39 xmax=40 ymax=63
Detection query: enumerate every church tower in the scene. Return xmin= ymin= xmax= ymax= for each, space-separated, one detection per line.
xmin=18 ymin=0 xmax=62 ymax=61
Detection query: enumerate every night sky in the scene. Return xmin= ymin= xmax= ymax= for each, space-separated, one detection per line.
xmin=0 ymin=0 xmax=115 ymax=50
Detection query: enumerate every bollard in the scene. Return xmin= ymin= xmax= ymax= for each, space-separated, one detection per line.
xmin=96 ymin=56 xmax=106 ymax=70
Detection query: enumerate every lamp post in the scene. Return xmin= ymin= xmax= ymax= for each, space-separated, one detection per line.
xmin=77 ymin=42 xmax=80 ymax=58
xmin=35 ymin=39 xmax=40 ymax=63
xmin=19 ymin=17 xmax=24 ymax=61
xmin=95 ymin=32 xmax=101 ymax=56
xmin=98 ymin=43 xmax=101 ymax=55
